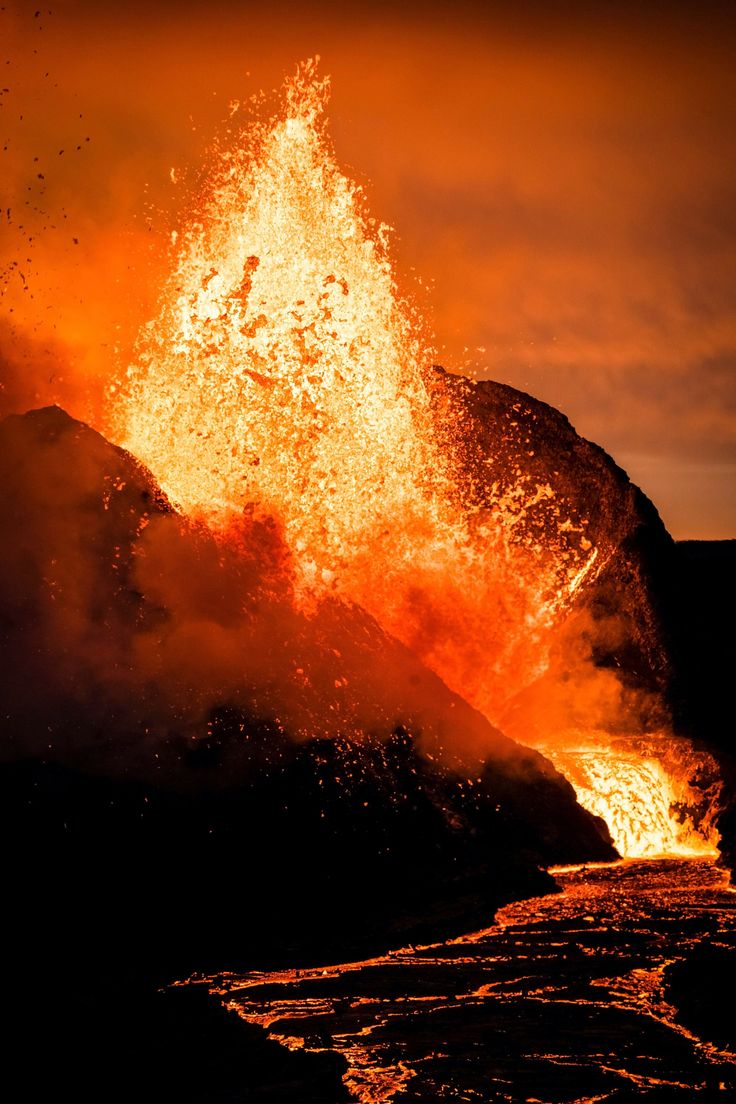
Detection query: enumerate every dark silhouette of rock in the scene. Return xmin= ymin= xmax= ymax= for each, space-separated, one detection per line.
xmin=664 ymin=942 xmax=736 ymax=1050
xmin=667 ymin=540 xmax=736 ymax=876
xmin=432 ymin=368 xmax=676 ymax=699
xmin=0 ymin=404 xmax=616 ymax=1103
xmin=668 ymin=540 xmax=736 ymax=745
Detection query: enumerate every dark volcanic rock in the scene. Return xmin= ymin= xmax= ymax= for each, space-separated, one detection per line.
xmin=431 ymin=371 xmax=734 ymax=872
xmin=664 ymin=942 xmax=736 ymax=1050
xmin=432 ymin=372 xmax=732 ymax=742
xmin=432 ymin=368 xmax=676 ymax=698
xmin=0 ymin=404 xmax=172 ymax=758
xmin=670 ymin=540 xmax=736 ymax=748
xmin=669 ymin=540 xmax=736 ymax=875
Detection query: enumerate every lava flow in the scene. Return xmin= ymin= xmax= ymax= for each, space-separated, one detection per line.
xmin=545 ymin=736 xmax=722 ymax=859
xmin=210 ymin=858 xmax=736 ymax=1104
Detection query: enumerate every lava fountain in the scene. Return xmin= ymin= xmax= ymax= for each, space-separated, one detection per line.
xmin=113 ymin=60 xmax=589 ymax=724
xmin=112 ymin=60 xmax=720 ymax=859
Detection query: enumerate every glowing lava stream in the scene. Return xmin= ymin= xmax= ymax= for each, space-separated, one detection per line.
xmin=545 ymin=738 xmax=721 ymax=859
xmin=196 ymin=859 xmax=736 ymax=1104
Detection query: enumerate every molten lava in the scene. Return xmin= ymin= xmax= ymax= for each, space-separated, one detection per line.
xmin=112 ymin=60 xmax=719 ymax=859
xmin=118 ymin=61 xmax=439 ymax=561
xmin=547 ymin=737 xmax=721 ymax=858
xmin=113 ymin=59 xmax=594 ymax=727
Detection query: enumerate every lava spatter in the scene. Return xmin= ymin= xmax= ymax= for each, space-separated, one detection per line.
xmin=118 ymin=61 xmax=440 ymax=563
xmin=113 ymin=59 xmax=594 ymax=732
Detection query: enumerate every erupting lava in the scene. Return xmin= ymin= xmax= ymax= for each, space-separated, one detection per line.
xmin=118 ymin=61 xmax=442 ymax=570
xmin=112 ymin=60 xmax=719 ymax=859
xmin=547 ymin=738 xmax=721 ymax=858
xmin=113 ymin=60 xmax=591 ymax=726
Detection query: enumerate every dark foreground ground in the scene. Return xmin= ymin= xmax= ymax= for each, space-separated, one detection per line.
xmin=1 ymin=733 xmax=613 ymax=1104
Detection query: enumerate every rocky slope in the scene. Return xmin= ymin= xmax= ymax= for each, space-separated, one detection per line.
xmin=433 ymin=370 xmax=733 ymax=872
xmin=433 ymin=368 xmax=676 ymax=699
xmin=1 ymin=404 xmax=616 ymax=1101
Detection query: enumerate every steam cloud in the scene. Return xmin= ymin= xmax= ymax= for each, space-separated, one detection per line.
xmin=1 ymin=406 xmax=531 ymax=784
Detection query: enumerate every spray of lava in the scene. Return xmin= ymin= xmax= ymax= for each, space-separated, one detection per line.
xmin=112 ymin=60 xmax=720 ymax=858
xmin=113 ymin=59 xmax=589 ymax=722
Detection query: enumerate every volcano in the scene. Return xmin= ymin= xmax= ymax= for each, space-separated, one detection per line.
xmin=2 ymin=58 xmax=732 ymax=1104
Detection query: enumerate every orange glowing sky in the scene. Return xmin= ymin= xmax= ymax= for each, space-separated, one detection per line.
xmin=2 ymin=1 xmax=735 ymax=538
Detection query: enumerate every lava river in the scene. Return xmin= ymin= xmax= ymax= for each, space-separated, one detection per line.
xmin=195 ymin=858 xmax=735 ymax=1103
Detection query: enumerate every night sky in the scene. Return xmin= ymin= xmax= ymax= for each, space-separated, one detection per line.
xmin=3 ymin=0 xmax=735 ymax=537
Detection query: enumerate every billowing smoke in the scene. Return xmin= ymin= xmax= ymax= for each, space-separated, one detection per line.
xmin=0 ymin=404 xmax=528 ymax=785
